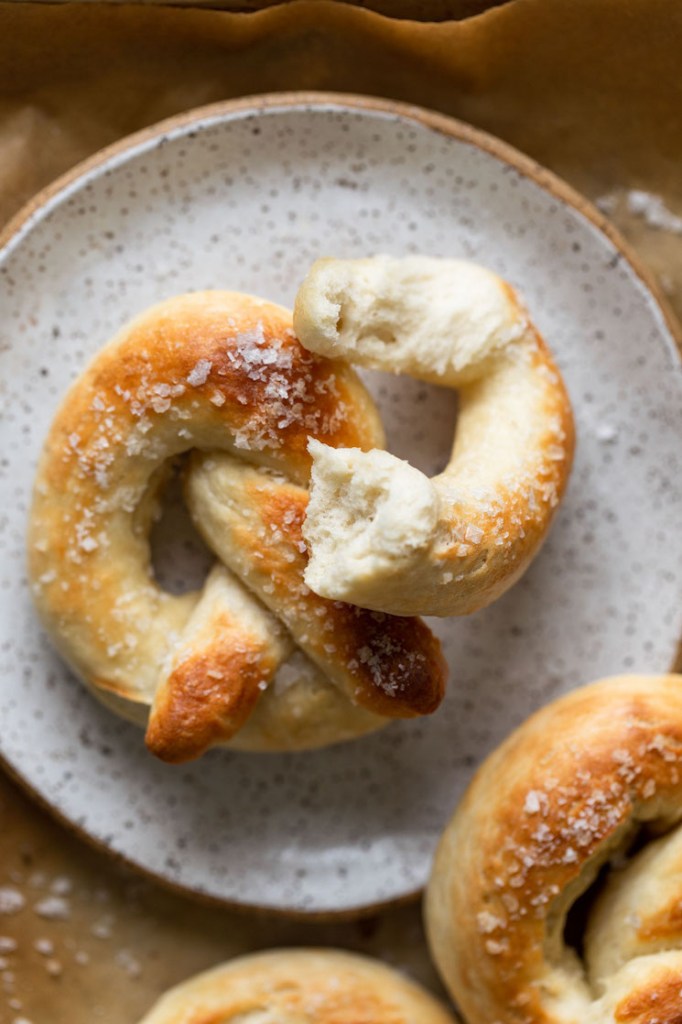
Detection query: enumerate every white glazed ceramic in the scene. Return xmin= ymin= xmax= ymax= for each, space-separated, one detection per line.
xmin=1 ymin=94 xmax=681 ymax=916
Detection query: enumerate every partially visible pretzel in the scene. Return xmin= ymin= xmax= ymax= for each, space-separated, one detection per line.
xmin=136 ymin=948 xmax=457 ymax=1024
xmin=294 ymin=256 xmax=575 ymax=617
xmin=28 ymin=292 xmax=446 ymax=762
xmin=425 ymin=675 xmax=682 ymax=1024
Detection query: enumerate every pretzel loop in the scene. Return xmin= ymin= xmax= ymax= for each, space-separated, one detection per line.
xmin=137 ymin=949 xmax=457 ymax=1024
xmin=294 ymin=256 xmax=575 ymax=617
xmin=425 ymin=675 xmax=682 ymax=1024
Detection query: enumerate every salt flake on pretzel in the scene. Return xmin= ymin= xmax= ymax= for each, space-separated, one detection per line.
xmin=294 ymin=255 xmax=575 ymax=617
xmin=28 ymin=291 xmax=446 ymax=762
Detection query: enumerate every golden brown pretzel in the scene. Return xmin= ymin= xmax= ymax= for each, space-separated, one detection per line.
xmin=425 ymin=675 xmax=682 ymax=1024
xmin=136 ymin=949 xmax=457 ymax=1024
xmin=28 ymin=292 xmax=446 ymax=762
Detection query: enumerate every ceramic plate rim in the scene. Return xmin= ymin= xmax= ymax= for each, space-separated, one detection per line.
xmin=2 ymin=91 xmax=682 ymax=919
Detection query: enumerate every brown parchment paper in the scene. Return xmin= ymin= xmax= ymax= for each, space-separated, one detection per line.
xmin=1 ymin=2 xmax=682 ymax=1021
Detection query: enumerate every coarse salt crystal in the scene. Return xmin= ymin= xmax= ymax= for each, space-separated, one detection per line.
xmin=477 ymin=910 xmax=505 ymax=934
xmin=523 ymin=791 xmax=543 ymax=815
xmin=186 ymin=359 xmax=212 ymax=387
xmin=464 ymin=523 xmax=484 ymax=543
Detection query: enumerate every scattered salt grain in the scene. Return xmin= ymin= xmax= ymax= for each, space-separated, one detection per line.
xmin=34 ymin=938 xmax=54 ymax=957
xmin=596 ymin=193 xmax=617 ymax=214
xmin=91 ymin=915 xmax=114 ymax=939
xmin=45 ymin=958 xmax=62 ymax=978
xmin=0 ymin=938 xmax=17 ymax=954
xmin=33 ymin=896 xmax=70 ymax=921
xmin=626 ymin=190 xmax=682 ymax=234
xmin=0 ymin=889 xmax=25 ymax=916
xmin=115 ymin=949 xmax=142 ymax=978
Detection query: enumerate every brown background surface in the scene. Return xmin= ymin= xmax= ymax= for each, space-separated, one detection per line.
xmin=1 ymin=2 xmax=682 ymax=1021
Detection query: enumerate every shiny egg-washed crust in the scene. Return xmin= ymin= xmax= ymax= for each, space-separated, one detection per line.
xmin=28 ymin=292 xmax=446 ymax=762
xmin=294 ymin=256 xmax=575 ymax=617
xmin=136 ymin=949 xmax=457 ymax=1024
xmin=425 ymin=675 xmax=682 ymax=1024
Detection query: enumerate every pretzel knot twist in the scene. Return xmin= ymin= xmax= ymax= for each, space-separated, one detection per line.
xmin=294 ymin=256 xmax=575 ymax=617
xmin=426 ymin=675 xmax=682 ymax=1024
xmin=28 ymin=292 xmax=446 ymax=763
xmin=136 ymin=948 xmax=456 ymax=1024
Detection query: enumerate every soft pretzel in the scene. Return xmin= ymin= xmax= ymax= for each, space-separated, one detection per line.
xmin=294 ymin=256 xmax=575 ymax=617
xmin=136 ymin=948 xmax=456 ymax=1024
xmin=28 ymin=292 xmax=446 ymax=762
xmin=425 ymin=674 xmax=682 ymax=1024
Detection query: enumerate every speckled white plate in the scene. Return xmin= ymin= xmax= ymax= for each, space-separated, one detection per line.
xmin=1 ymin=94 xmax=681 ymax=916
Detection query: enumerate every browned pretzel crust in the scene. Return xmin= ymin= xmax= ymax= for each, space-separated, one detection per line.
xmin=426 ymin=675 xmax=682 ymax=1024
xmin=29 ymin=292 xmax=446 ymax=761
